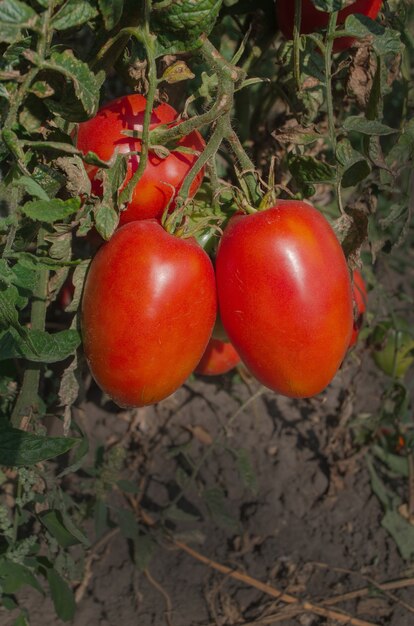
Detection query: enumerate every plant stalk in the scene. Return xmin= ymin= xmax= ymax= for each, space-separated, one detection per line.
xmin=11 ymin=228 xmax=49 ymax=428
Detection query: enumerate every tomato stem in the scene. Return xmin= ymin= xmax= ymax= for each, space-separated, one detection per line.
xmin=166 ymin=118 xmax=227 ymax=234
xmin=225 ymin=130 xmax=261 ymax=206
xmin=325 ymin=12 xmax=338 ymax=153
xmin=118 ymin=18 xmax=157 ymax=207
xmin=293 ymin=0 xmax=302 ymax=90
xmin=11 ymin=228 xmax=49 ymax=428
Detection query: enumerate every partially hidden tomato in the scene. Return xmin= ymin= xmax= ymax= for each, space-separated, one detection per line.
xmin=215 ymin=201 xmax=353 ymax=398
xmin=349 ymin=269 xmax=367 ymax=347
xmin=76 ymin=94 xmax=205 ymax=224
xmin=276 ymin=0 xmax=382 ymax=52
xmin=195 ymin=338 xmax=241 ymax=376
xmin=58 ymin=276 xmax=75 ymax=311
xmin=81 ymin=221 xmax=217 ymax=407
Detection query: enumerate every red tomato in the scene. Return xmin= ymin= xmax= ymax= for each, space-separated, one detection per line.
xmin=349 ymin=269 xmax=367 ymax=347
xmin=81 ymin=221 xmax=217 ymax=407
xmin=195 ymin=338 xmax=241 ymax=376
xmin=76 ymin=94 xmax=205 ymax=224
xmin=58 ymin=277 xmax=75 ymax=311
xmin=215 ymin=201 xmax=353 ymax=398
xmin=276 ymin=0 xmax=382 ymax=52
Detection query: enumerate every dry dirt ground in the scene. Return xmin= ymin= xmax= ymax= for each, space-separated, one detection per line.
xmin=9 ymin=335 xmax=414 ymax=626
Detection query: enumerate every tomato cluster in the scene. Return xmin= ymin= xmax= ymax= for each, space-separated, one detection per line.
xmin=76 ymin=94 xmax=205 ymax=223
xmin=80 ymin=95 xmax=359 ymax=407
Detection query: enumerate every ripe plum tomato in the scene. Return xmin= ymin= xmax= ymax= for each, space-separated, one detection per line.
xmin=76 ymin=94 xmax=205 ymax=224
xmin=276 ymin=0 xmax=382 ymax=52
xmin=195 ymin=338 xmax=241 ymax=376
xmin=349 ymin=269 xmax=367 ymax=347
xmin=215 ymin=201 xmax=353 ymax=398
xmin=81 ymin=221 xmax=217 ymax=407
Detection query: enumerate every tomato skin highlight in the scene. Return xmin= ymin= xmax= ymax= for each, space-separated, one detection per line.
xmin=81 ymin=221 xmax=217 ymax=407
xmin=215 ymin=201 xmax=353 ymax=398
xmin=76 ymin=94 xmax=205 ymax=223
xmin=276 ymin=0 xmax=382 ymax=52
xmin=195 ymin=338 xmax=241 ymax=376
xmin=349 ymin=269 xmax=367 ymax=347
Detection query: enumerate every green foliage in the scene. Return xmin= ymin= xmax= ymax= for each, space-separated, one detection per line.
xmin=0 ymin=428 xmax=79 ymax=465
xmin=151 ymin=0 xmax=223 ymax=54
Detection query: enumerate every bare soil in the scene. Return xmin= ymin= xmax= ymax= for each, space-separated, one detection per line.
xmin=9 ymin=341 xmax=414 ymax=626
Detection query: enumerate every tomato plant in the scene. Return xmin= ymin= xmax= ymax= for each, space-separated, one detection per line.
xmin=215 ymin=201 xmax=353 ymax=398
xmin=81 ymin=221 xmax=217 ymax=407
xmin=195 ymin=338 xmax=241 ymax=376
xmin=76 ymin=94 xmax=206 ymax=224
xmin=349 ymin=269 xmax=367 ymax=347
xmin=276 ymin=0 xmax=382 ymax=51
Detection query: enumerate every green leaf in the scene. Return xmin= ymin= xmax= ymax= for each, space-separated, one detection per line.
xmin=343 ymin=116 xmax=398 ymax=136
xmin=0 ymin=427 xmax=78 ymax=466
xmin=3 ymin=35 xmax=32 ymax=64
xmin=57 ymin=417 xmax=89 ymax=478
xmin=235 ymin=448 xmax=257 ymax=494
xmin=3 ymin=595 xmax=18 ymax=610
xmin=288 ymin=154 xmax=337 ymax=185
xmin=44 ymin=51 xmax=105 ymax=120
xmin=98 ymin=0 xmax=123 ymax=30
xmin=29 ymin=80 xmax=55 ymax=99
xmin=12 ymin=252 xmax=72 ymax=271
xmin=39 ymin=510 xmax=89 ymax=548
xmin=343 ymin=14 xmax=402 ymax=56
xmin=203 ymin=487 xmax=240 ymax=532
xmin=0 ymin=0 xmax=38 ymax=44
xmin=382 ymin=510 xmax=414 ymax=561
xmin=372 ymin=445 xmax=409 ymax=477
xmin=152 ymin=0 xmax=223 ymax=55
xmin=52 ymin=0 xmax=98 ymax=30
xmin=342 ymin=161 xmax=371 ymax=188
xmin=46 ymin=567 xmax=76 ymax=622
xmin=13 ymin=613 xmax=29 ymax=626
xmin=12 ymin=175 xmax=50 ymax=201
xmin=0 ymin=327 xmax=81 ymax=363
xmin=21 ymin=197 xmax=80 ymax=223
xmin=133 ymin=534 xmax=156 ymax=571
xmin=164 ymin=504 xmax=200 ymax=522
xmin=117 ymin=479 xmax=140 ymax=494
xmin=95 ymin=203 xmax=119 ymax=240
xmin=0 ymin=84 xmax=10 ymax=100
xmin=94 ymin=500 xmax=108 ymax=538
xmin=116 ymin=507 xmax=139 ymax=540
xmin=32 ymin=163 xmax=65 ymax=198
xmin=0 ymin=285 xmax=20 ymax=331
xmin=336 ymin=140 xmax=371 ymax=187
xmin=366 ymin=456 xmax=393 ymax=509
xmin=0 ymin=559 xmax=43 ymax=594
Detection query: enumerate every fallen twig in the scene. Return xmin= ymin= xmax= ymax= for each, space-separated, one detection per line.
xmin=174 ymin=540 xmax=377 ymax=626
